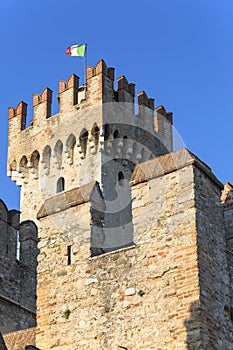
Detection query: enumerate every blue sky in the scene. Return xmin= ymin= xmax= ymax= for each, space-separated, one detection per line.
xmin=1 ymin=0 xmax=233 ymax=209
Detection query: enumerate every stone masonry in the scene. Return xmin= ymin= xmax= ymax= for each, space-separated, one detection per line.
xmin=1 ymin=59 xmax=233 ymax=349
xmin=0 ymin=200 xmax=38 ymax=335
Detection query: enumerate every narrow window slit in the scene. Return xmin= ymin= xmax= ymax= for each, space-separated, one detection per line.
xmin=67 ymin=245 xmax=71 ymax=265
xmin=16 ymin=231 xmax=20 ymax=261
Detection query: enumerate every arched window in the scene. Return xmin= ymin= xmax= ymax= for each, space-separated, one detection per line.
xmin=10 ymin=159 xmax=17 ymax=171
xmin=118 ymin=171 xmax=125 ymax=187
xmin=31 ymin=151 xmax=40 ymax=170
xmin=112 ymin=130 xmax=121 ymax=158
xmin=30 ymin=151 xmax=40 ymax=178
xmin=19 ymin=156 xmax=28 ymax=171
xmin=19 ymin=156 xmax=29 ymax=179
xmin=66 ymin=134 xmax=76 ymax=164
xmin=113 ymin=129 xmax=119 ymax=139
xmin=79 ymin=129 xmax=88 ymax=158
xmin=91 ymin=124 xmax=99 ymax=153
xmin=57 ymin=177 xmax=65 ymax=193
xmin=42 ymin=145 xmax=51 ymax=171
xmin=54 ymin=140 xmax=63 ymax=169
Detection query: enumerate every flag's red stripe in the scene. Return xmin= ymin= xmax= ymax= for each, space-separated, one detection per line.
xmin=66 ymin=47 xmax=71 ymax=56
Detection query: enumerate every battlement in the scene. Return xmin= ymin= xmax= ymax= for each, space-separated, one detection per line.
xmin=86 ymin=59 xmax=114 ymax=81
xmin=7 ymin=59 xmax=174 ymax=230
xmin=0 ymin=199 xmax=38 ymax=269
xmin=8 ymin=59 xmax=172 ymax=134
xmin=32 ymin=87 xmax=53 ymax=125
xmin=8 ymin=101 xmax=27 ymax=134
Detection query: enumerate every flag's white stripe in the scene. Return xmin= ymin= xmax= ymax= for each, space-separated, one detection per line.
xmin=70 ymin=46 xmax=78 ymax=56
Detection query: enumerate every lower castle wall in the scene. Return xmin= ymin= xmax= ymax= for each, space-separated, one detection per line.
xmin=36 ymin=164 xmax=202 ymax=349
xmin=0 ymin=257 xmax=37 ymax=333
xmin=222 ymin=186 xmax=233 ymax=295
xmin=194 ymin=167 xmax=233 ymax=349
xmin=0 ymin=203 xmax=37 ymax=335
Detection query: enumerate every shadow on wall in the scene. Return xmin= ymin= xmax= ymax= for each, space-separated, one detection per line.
xmin=0 ymin=331 xmax=7 ymax=350
xmin=184 ymin=302 xmax=202 ymax=350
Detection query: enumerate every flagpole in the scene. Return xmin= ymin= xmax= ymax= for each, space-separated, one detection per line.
xmin=84 ymin=44 xmax=87 ymax=100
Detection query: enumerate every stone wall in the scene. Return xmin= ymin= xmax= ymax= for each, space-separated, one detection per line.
xmin=0 ymin=200 xmax=37 ymax=334
xmin=33 ymin=149 xmax=233 ymax=349
xmin=222 ymin=182 xmax=233 ymax=296
xmin=34 ymin=148 xmax=233 ymax=349
xmin=194 ymin=166 xmax=233 ymax=348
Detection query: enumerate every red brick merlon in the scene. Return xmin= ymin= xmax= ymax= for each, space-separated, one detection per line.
xmin=37 ymin=181 xmax=103 ymax=219
xmin=130 ymin=148 xmax=223 ymax=189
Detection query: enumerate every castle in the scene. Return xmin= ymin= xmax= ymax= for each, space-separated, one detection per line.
xmin=1 ymin=59 xmax=233 ymax=349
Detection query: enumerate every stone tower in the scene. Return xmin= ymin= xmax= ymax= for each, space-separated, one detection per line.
xmin=5 ymin=59 xmax=233 ymax=349
xmin=7 ymin=59 xmax=173 ymax=255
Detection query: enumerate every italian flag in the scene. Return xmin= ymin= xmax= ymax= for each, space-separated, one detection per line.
xmin=66 ymin=44 xmax=86 ymax=57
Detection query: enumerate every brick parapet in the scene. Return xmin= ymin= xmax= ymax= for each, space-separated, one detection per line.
xmin=131 ymin=148 xmax=223 ymax=189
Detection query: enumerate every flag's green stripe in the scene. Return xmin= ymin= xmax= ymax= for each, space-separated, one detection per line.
xmin=77 ymin=44 xmax=86 ymax=57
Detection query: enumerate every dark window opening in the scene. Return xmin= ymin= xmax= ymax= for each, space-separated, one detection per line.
xmin=113 ymin=129 xmax=119 ymax=139
xmin=54 ymin=140 xmax=63 ymax=169
xmin=43 ymin=145 xmax=52 ymax=170
xmin=79 ymin=129 xmax=88 ymax=157
xmin=118 ymin=171 xmax=125 ymax=187
xmin=57 ymin=177 xmax=65 ymax=193
xmin=31 ymin=150 xmax=40 ymax=170
xmin=19 ymin=156 xmax=28 ymax=173
xmin=104 ymin=124 xmax=110 ymax=140
xmin=92 ymin=124 xmax=100 ymax=150
xmin=67 ymin=245 xmax=71 ymax=265
xmin=66 ymin=134 xmax=76 ymax=163
xmin=16 ymin=231 xmax=20 ymax=261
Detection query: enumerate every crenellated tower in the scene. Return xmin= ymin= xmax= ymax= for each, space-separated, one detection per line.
xmin=5 ymin=59 xmax=233 ymax=350
xmin=7 ymin=59 xmax=173 ymax=252
xmin=7 ymin=59 xmax=175 ymax=349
